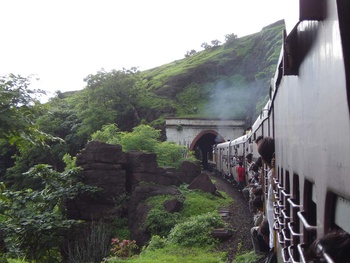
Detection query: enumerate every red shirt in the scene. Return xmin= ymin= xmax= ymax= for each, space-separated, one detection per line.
xmin=237 ymin=166 xmax=245 ymax=182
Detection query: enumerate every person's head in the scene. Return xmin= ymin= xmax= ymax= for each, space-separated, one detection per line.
xmin=257 ymin=137 xmax=275 ymax=168
xmin=238 ymin=161 xmax=243 ymax=166
xmin=253 ymin=187 xmax=263 ymax=196
xmin=255 ymin=157 xmax=262 ymax=168
xmin=246 ymin=153 xmax=253 ymax=162
xmin=255 ymin=135 xmax=263 ymax=145
xmin=252 ymin=164 xmax=259 ymax=173
xmin=253 ymin=195 xmax=264 ymax=211
xmin=306 ymin=229 xmax=350 ymax=263
xmin=258 ymin=219 xmax=270 ymax=244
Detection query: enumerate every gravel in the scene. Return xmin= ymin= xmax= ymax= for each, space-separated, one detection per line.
xmin=209 ymin=172 xmax=255 ymax=262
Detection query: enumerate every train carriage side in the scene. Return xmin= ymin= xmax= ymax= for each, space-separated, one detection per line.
xmin=271 ymin=0 xmax=350 ymax=261
xmin=216 ymin=141 xmax=231 ymax=179
xmin=229 ymin=135 xmax=248 ymax=183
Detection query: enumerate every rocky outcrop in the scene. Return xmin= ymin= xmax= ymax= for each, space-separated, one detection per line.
xmin=66 ymin=141 xmax=127 ymax=221
xmin=66 ymin=140 xmax=202 ymax=246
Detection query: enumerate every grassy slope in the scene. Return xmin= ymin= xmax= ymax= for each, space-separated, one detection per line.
xmin=138 ymin=20 xmax=284 ymax=122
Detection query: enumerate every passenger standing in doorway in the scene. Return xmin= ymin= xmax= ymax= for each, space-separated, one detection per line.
xmin=236 ymin=161 xmax=246 ymax=191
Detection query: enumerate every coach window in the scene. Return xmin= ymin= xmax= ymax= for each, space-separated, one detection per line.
xmin=325 ymin=192 xmax=350 ymax=234
xmin=290 ymin=174 xmax=301 ymax=260
xmin=284 ymin=170 xmax=291 ymax=248
xmin=303 ymin=180 xmax=317 ymax=246
xmin=299 ymin=0 xmax=325 ymax=21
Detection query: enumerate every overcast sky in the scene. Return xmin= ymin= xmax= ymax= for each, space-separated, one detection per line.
xmin=0 ymin=0 xmax=298 ymax=99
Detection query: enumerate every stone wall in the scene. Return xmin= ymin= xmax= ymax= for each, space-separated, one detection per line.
xmin=66 ymin=140 xmax=219 ymax=247
xmin=66 ymin=141 xmax=202 ymax=223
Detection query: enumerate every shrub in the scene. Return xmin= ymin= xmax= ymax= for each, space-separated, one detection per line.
xmin=144 ymin=235 xmax=166 ymax=251
xmin=146 ymin=209 xmax=180 ymax=237
xmin=167 ymin=212 xmax=224 ymax=247
xmin=110 ymin=238 xmax=138 ymax=259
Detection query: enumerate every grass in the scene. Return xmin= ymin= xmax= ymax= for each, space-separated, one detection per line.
xmin=104 ymin=245 xmax=227 ymax=263
xmin=179 ymin=189 xmax=233 ymax=218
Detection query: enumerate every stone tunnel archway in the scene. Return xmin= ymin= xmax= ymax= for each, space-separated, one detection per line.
xmin=189 ymin=130 xmax=225 ymax=170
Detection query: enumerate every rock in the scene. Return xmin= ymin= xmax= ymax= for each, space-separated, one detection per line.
xmin=163 ymin=199 xmax=183 ymax=213
xmin=76 ymin=140 xmax=126 ymax=165
xmin=179 ymin=160 xmax=201 ymax=184
xmin=188 ymin=172 xmax=217 ymax=194
xmin=211 ymin=228 xmax=233 ymax=240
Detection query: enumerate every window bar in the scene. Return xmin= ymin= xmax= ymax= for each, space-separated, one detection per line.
xmin=297 ymin=211 xmax=317 ymax=232
xmin=297 ymin=243 xmax=307 ymax=263
xmin=281 ymin=247 xmax=290 ymax=262
xmin=278 ymin=228 xmax=286 ymax=245
xmin=288 ymin=222 xmax=303 ymax=237
xmin=288 ymin=245 xmax=302 ymax=263
xmin=317 ymin=244 xmax=335 ymax=263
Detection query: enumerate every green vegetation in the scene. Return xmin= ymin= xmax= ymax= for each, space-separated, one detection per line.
xmin=179 ymin=189 xmax=232 ymax=218
xmin=0 ymin=20 xmax=284 ymax=262
xmin=104 ymin=190 xmax=232 ymax=262
xmin=91 ymin=124 xmax=196 ymax=169
xmin=233 ymin=250 xmax=265 ymax=263
xmin=105 ymin=245 xmax=227 ymax=263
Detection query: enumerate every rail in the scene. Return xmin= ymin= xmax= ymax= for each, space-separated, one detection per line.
xmin=297 ymin=211 xmax=317 ymax=232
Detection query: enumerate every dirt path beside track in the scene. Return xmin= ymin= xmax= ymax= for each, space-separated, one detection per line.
xmin=209 ymin=172 xmax=255 ymax=262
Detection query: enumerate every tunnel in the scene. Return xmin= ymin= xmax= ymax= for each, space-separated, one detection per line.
xmin=189 ymin=130 xmax=225 ymax=170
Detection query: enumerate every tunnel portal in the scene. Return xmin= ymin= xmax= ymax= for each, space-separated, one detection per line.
xmin=165 ymin=117 xmax=246 ymax=169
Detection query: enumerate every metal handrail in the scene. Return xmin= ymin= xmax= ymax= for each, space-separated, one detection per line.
xmin=288 ymin=222 xmax=302 ymax=237
xmin=281 ymin=209 xmax=291 ymax=220
xmin=297 ymin=243 xmax=307 ymax=263
xmin=282 ymin=228 xmax=292 ymax=241
xmin=281 ymin=247 xmax=290 ymax=262
xmin=278 ymin=229 xmax=285 ymax=244
xmin=288 ymin=245 xmax=301 ymax=263
xmin=317 ymin=244 xmax=335 ymax=263
xmin=288 ymin=198 xmax=302 ymax=209
xmin=281 ymin=189 xmax=292 ymax=197
xmin=297 ymin=211 xmax=317 ymax=231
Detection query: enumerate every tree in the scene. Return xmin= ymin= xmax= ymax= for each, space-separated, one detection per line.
xmin=0 ymin=164 xmax=99 ymax=261
xmin=211 ymin=39 xmax=221 ymax=46
xmin=184 ymin=50 xmax=197 ymax=58
xmin=0 ymin=74 xmax=61 ymax=148
xmin=80 ymin=68 xmax=142 ymax=133
xmin=224 ymin=33 xmax=238 ymax=45
xmin=201 ymin=42 xmax=212 ymax=50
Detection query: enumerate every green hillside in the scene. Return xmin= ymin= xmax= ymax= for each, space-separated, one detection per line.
xmin=138 ymin=19 xmax=284 ymax=121
xmin=58 ymin=19 xmax=284 ymax=132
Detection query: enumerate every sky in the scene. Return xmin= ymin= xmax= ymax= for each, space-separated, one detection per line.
xmin=0 ymin=0 xmax=298 ymax=100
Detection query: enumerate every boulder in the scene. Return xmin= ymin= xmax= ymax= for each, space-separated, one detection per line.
xmin=163 ymin=199 xmax=183 ymax=213
xmin=179 ymin=160 xmax=201 ymax=184
xmin=188 ymin=172 xmax=217 ymax=194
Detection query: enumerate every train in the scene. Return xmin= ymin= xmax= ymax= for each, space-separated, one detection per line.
xmin=210 ymin=0 xmax=350 ymax=262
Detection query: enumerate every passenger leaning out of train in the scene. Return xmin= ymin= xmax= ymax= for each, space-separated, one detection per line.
xmin=257 ymin=137 xmax=275 ymax=250
xmin=251 ymin=218 xmax=270 ymax=255
xmin=236 ymin=161 xmax=246 ymax=191
xmin=306 ymin=229 xmax=350 ymax=263
xmin=245 ymin=153 xmax=255 ymax=180
xmin=242 ymin=164 xmax=260 ymax=201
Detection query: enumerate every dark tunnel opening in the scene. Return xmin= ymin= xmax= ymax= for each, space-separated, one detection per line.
xmin=192 ymin=133 xmax=224 ymax=170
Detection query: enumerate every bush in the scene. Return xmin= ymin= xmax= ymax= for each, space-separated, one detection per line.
xmin=167 ymin=212 xmax=224 ymax=247
xmin=146 ymin=209 xmax=180 ymax=237
xmin=144 ymin=235 xmax=166 ymax=251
